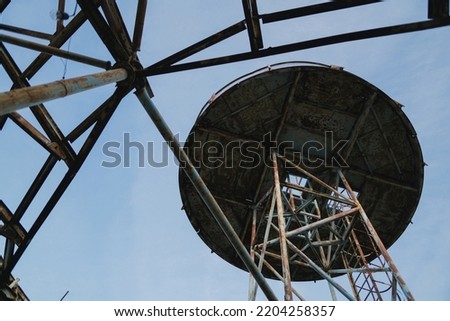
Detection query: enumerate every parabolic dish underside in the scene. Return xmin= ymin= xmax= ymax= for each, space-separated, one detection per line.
xmin=179 ymin=64 xmax=424 ymax=281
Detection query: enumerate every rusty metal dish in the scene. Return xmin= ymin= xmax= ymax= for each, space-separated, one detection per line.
xmin=179 ymin=63 xmax=424 ymax=281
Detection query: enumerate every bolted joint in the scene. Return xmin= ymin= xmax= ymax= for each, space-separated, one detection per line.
xmin=112 ymin=61 xmax=137 ymax=88
xmin=113 ymin=61 xmax=154 ymax=97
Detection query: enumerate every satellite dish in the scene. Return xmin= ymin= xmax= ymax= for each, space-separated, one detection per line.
xmin=179 ymin=63 xmax=424 ymax=281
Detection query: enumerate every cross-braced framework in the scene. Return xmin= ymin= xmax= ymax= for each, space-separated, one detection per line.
xmin=0 ymin=0 xmax=449 ymax=300
xmin=249 ymin=152 xmax=413 ymax=301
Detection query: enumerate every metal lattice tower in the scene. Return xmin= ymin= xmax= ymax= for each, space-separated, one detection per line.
xmin=1 ymin=1 xmax=449 ymax=300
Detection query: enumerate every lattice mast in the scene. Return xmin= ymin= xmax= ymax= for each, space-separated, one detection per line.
xmin=1 ymin=1 xmax=448 ymax=300
xmin=248 ymin=153 xmax=413 ymax=300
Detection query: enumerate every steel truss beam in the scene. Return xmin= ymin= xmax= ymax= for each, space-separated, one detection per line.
xmin=143 ymin=1 xmax=450 ymax=75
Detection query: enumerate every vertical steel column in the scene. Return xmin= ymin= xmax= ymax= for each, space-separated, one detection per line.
xmin=135 ymin=87 xmax=278 ymax=301
xmin=272 ymin=152 xmax=293 ymax=301
xmin=0 ymin=34 xmax=111 ymax=69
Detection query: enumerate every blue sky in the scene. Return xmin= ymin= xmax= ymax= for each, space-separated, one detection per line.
xmin=1 ymin=0 xmax=449 ymax=300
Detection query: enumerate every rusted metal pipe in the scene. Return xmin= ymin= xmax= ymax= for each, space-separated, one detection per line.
xmin=135 ymin=87 xmax=278 ymax=301
xmin=0 ymin=33 xmax=111 ymax=70
xmin=272 ymin=152 xmax=293 ymax=301
xmin=0 ymin=68 xmax=128 ymax=116
xmin=248 ymin=208 xmax=257 ymax=300
xmin=329 ymin=267 xmax=390 ymax=274
xmin=57 ymin=0 xmax=66 ymax=32
xmin=143 ymin=17 xmax=450 ymax=76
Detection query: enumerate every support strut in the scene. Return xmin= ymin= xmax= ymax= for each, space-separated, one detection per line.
xmin=135 ymin=87 xmax=278 ymax=301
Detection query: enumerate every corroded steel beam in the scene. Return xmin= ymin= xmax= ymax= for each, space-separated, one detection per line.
xmin=0 ymin=24 xmax=53 ymax=40
xmin=101 ymin=0 xmax=134 ymax=55
xmin=261 ymin=0 xmax=381 ymax=23
xmin=148 ymin=21 xmax=246 ymax=72
xmin=8 ymin=112 xmax=67 ymax=159
xmin=272 ymin=152 xmax=293 ymax=301
xmin=1 ymin=42 xmax=77 ymax=164
xmin=77 ymin=0 xmax=129 ymax=61
xmin=13 ymin=156 xmax=59 ymax=223
xmin=144 ymin=17 xmax=450 ymax=75
xmin=338 ymin=169 xmax=415 ymax=301
xmin=0 ymin=33 xmax=111 ymax=70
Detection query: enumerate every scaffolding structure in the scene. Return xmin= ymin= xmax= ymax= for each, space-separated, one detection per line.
xmin=248 ymin=154 xmax=412 ymax=301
